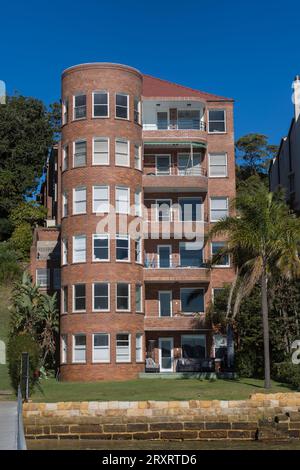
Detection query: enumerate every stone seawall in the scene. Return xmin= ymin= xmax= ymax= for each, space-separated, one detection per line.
xmin=23 ymin=393 xmax=300 ymax=441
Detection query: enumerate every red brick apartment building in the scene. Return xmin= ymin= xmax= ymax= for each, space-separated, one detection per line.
xmin=30 ymin=63 xmax=236 ymax=381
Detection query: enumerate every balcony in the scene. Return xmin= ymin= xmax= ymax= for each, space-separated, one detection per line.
xmin=144 ymin=314 xmax=208 ymax=331
xmin=143 ymin=257 xmax=210 ymax=283
xmin=143 ymin=165 xmax=208 ymax=192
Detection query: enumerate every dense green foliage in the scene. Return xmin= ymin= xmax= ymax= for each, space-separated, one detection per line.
xmin=0 ymin=243 xmax=21 ymax=284
xmin=273 ymin=362 xmax=300 ymax=390
xmin=7 ymin=333 xmax=40 ymax=394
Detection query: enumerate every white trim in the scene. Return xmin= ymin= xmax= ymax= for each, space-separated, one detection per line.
xmin=72 ymin=334 xmax=86 ymax=363
xmin=61 ymin=334 xmax=67 ymax=364
xmin=158 ymin=337 xmax=174 ymax=372
xmin=73 ymin=186 xmax=87 ymax=215
xmin=208 ymin=152 xmax=228 ymax=178
xmin=115 ymin=138 xmax=130 ymax=167
xmin=61 ymin=285 xmax=68 ymax=313
xmin=72 ymin=284 xmax=86 ymax=313
xmin=157 ymin=244 xmax=172 ymax=268
xmin=92 ymin=233 xmax=110 ymax=262
xmin=116 ymin=186 xmax=130 ymax=214
xmin=72 ymin=234 xmax=86 ymax=263
xmin=116 ymin=333 xmax=131 ymax=363
xmin=62 ymin=238 xmax=68 ymax=265
xmin=207 ymin=108 xmax=227 ymax=134
xmin=73 ymin=94 xmax=87 ymax=121
xmin=92 ymin=333 xmax=110 ymax=363
xmin=115 ymin=93 xmax=129 ymax=120
xmin=134 ymin=143 xmax=142 ymax=170
xmin=92 ymin=137 xmax=110 ymax=165
xmin=62 ymin=144 xmax=68 ymax=171
xmin=116 ymin=283 xmax=131 ymax=312
xmin=92 ymin=91 xmax=109 ymax=118
xmin=92 ymin=282 xmax=110 ymax=312
xmin=135 ymin=333 xmax=143 ymax=362
xmin=158 ymin=290 xmax=172 ymax=317
xmin=135 ymin=283 xmax=143 ymax=313
xmin=135 ymin=237 xmax=142 ymax=264
xmin=92 ymin=185 xmax=110 ymax=214
xmin=116 ymin=234 xmax=130 ymax=262
xmin=180 ymin=287 xmax=205 ymax=314
xmin=62 ymin=191 xmax=68 ymax=218
xmin=155 ymin=198 xmax=172 ymax=222
xmin=210 ymin=197 xmax=229 ymax=222
xmin=73 ymin=140 xmax=87 ymax=168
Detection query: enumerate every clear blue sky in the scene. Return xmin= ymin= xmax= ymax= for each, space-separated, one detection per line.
xmin=1 ymin=0 xmax=300 ymax=145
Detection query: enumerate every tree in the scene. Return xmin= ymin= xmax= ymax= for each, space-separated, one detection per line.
xmin=10 ymin=272 xmax=59 ymax=368
xmin=209 ymin=178 xmax=300 ymax=388
xmin=0 ymin=95 xmax=58 ymax=239
xmin=236 ymin=134 xmax=278 ymax=183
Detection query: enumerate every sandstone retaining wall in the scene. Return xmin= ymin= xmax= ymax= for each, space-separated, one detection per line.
xmin=23 ymin=393 xmax=300 ymax=441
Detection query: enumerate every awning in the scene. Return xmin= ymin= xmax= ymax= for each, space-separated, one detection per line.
xmin=143 ymin=141 xmax=207 ymax=149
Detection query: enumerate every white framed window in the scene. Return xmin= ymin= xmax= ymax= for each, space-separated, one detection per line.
xmin=116 ymin=283 xmax=130 ymax=311
xmin=93 ymin=234 xmax=109 ymax=261
xmin=178 ymin=110 xmax=200 ymax=130
xmin=62 ymin=192 xmax=68 ymax=217
xmin=211 ymin=241 xmax=230 ymax=267
xmin=210 ymin=197 xmax=229 ymax=222
xmin=62 ymin=286 xmax=68 ymax=313
xmin=116 ymin=234 xmax=130 ymax=261
xmin=159 ymin=291 xmax=172 ymax=317
xmin=135 ymin=237 xmax=142 ymax=264
xmin=73 ymin=235 xmax=86 ymax=263
xmin=61 ymin=335 xmax=67 ymax=364
xmin=179 ymin=241 xmax=203 ymax=268
xmin=93 ymin=137 xmax=109 ymax=165
xmin=178 ymin=153 xmax=201 ymax=175
xmin=73 ymin=140 xmax=87 ymax=167
xmin=136 ymin=333 xmax=143 ymax=362
xmin=53 ymin=268 xmax=61 ymax=290
xmin=93 ymin=282 xmax=110 ymax=311
xmin=209 ymin=153 xmax=228 ymax=177
xmin=93 ymin=333 xmax=110 ymax=363
xmin=115 ymin=138 xmax=130 ymax=166
xmin=116 ymin=186 xmax=130 ymax=214
xmin=92 ymin=91 xmax=109 ymax=118
xmin=156 ymin=199 xmax=172 ymax=222
xmin=93 ymin=185 xmax=109 ymax=213
xmin=156 ymin=155 xmax=171 ymax=175
xmin=208 ymin=109 xmax=226 ymax=133
xmin=179 ymin=197 xmax=202 ymax=221
xmin=135 ymin=188 xmax=142 ymax=216
xmin=73 ymin=334 xmax=86 ymax=363
xmin=36 ymin=268 xmax=50 ymax=288
xmin=62 ymin=99 xmax=69 ymax=125
xmin=73 ymin=284 xmax=86 ymax=312
xmin=73 ymin=94 xmax=86 ymax=120
xmin=62 ymin=238 xmax=68 ymax=265
xmin=116 ymin=93 xmax=129 ymax=119
xmin=62 ymin=145 xmax=69 ymax=171
xmin=73 ymin=187 xmax=87 ymax=214
xmin=116 ymin=333 xmax=131 ymax=362
xmin=135 ymin=284 xmax=142 ymax=312
xmin=134 ymin=97 xmax=141 ymax=124
xmin=134 ymin=144 xmax=142 ymax=170
xmin=180 ymin=288 xmax=204 ymax=314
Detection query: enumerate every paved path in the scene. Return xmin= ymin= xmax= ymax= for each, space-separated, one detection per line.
xmin=0 ymin=402 xmax=18 ymax=450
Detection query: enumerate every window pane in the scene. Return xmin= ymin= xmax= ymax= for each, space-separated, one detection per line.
xmin=179 ymin=198 xmax=202 ymax=221
xmin=116 ymin=94 xmax=128 ymax=106
xmin=209 ymin=110 xmax=224 ymax=121
xmin=178 ymin=110 xmax=200 ymax=129
xmin=180 ymin=242 xmax=203 ymax=267
xmin=116 ymin=94 xmax=128 ymax=119
xmin=94 ymin=334 xmax=109 ymax=362
xmin=136 ymin=333 xmax=143 ymax=361
xmin=157 ymin=112 xmax=168 ymax=129
xmin=182 ymin=335 xmax=206 ymax=359
xmin=74 ymin=140 xmax=86 ymax=167
xmin=93 ymin=138 xmax=109 ymax=164
xmin=117 ymin=283 xmax=129 ymax=310
xmin=159 ymin=292 xmax=171 ymax=317
xmin=74 ymin=95 xmax=86 ymax=119
xmin=135 ymin=284 xmax=142 ymax=311
xmin=116 ymin=333 xmax=130 ymax=362
xmin=94 ymin=283 xmax=109 ymax=310
xmin=74 ymin=284 xmax=86 ymax=310
xmin=93 ymin=235 xmax=109 ymax=260
xmin=212 ymin=242 xmax=229 ymax=265
xmin=116 ymin=187 xmax=129 ymax=214
xmin=73 ymin=235 xmax=86 ymax=263
xmin=156 ymin=156 xmax=170 ymax=175
xmin=74 ymin=187 xmax=86 ymax=214
xmin=115 ymin=139 xmax=129 ymax=166
xmin=181 ymin=288 xmax=204 ymax=313
xmin=93 ymin=186 xmax=109 ymax=213
xmin=116 ymin=235 xmax=129 ymax=260
xmin=157 ymin=200 xmax=171 ymax=221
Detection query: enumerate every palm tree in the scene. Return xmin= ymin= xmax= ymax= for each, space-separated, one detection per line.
xmin=39 ymin=292 xmax=59 ymax=366
xmin=209 ymin=178 xmax=300 ymax=388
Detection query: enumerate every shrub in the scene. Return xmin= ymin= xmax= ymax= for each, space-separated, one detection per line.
xmin=0 ymin=243 xmax=21 ymax=284
xmin=7 ymin=333 xmax=40 ymax=395
xmin=273 ymin=362 xmax=300 ymax=390
xmin=235 ymin=350 xmax=264 ymax=378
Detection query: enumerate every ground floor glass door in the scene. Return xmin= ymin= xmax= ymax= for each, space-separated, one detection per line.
xmin=159 ymin=338 xmax=173 ymax=372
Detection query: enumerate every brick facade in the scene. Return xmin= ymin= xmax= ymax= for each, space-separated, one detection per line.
xmin=30 ymin=63 xmax=236 ymax=381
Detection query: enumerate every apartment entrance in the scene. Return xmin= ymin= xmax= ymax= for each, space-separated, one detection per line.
xmin=158 ymin=337 xmax=174 ymax=372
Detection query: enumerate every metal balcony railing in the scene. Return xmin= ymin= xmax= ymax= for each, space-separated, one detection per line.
xmin=144 ymin=256 xmax=208 ymax=269
xmin=155 ymin=121 xmax=206 ymax=131
xmin=144 ymin=166 xmax=207 ymax=177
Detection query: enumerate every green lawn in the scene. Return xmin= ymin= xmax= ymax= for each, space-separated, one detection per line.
xmin=0 ymin=285 xmax=13 ymax=394
xmin=31 ymin=376 xmax=293 ymax=403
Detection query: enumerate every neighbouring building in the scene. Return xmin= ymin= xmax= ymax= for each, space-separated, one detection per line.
xmin=30 ymin=63 xmax=236 ymax=381
xmin=269 ymin=76 xmax=300 ymax=212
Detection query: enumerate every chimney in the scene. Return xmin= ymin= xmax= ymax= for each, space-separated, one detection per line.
xmin=293 ymin=75 xmax=300 ymax=122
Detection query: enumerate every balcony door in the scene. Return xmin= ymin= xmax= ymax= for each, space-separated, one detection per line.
xmin=178 ymin=153 xmax=201 ymax=175
xmin=158 ymin=245 xmax=171 ymax=268
xmin=156 ymin=155 xmax=171 ymax=175
xmin=159 ymin=338 xmax=174 ymax=372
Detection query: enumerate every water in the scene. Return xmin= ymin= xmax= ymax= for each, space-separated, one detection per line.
xmin=27 ymin=439 xmax=300 ymax=451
